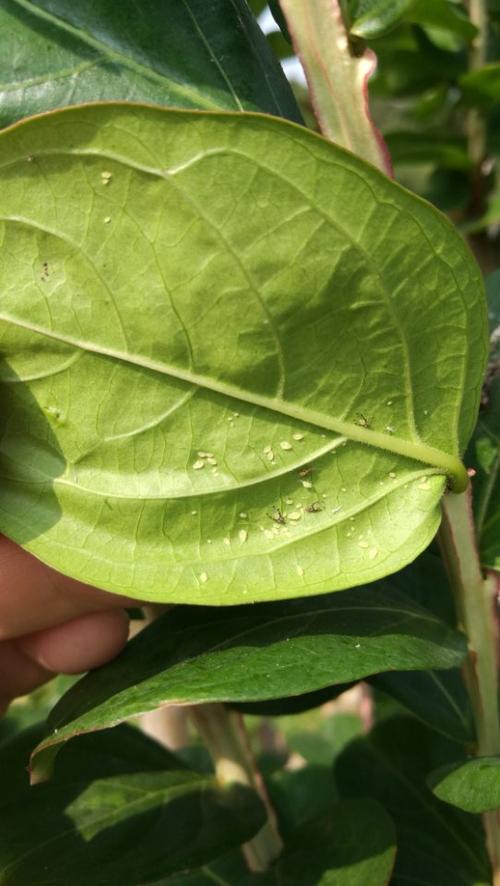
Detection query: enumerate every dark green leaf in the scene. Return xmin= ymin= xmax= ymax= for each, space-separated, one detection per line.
xmin=388 ymin=548 xmax=457 ymax=624
xmin=335 ymin=716 xmax=490 ymax=885
xmin=266 ymin=30 xmax=294 ymax=61
xmin=268 ymin=765 xmax=339 ymax=836
xmin=469 ymin=275 xmax=500 ymax=570
xmin=408 ymin=0 xmax=477 ymax=45
xmin=0 ymin=724 xmax=265 ymax=885
xmin=370 ymin=25 xmax=466 ymax=98
xmin=232 ymin=682 xmax=354 ymax=716
xmin=0 ymin=104 xmax=487 ymax=605
xmin=486 ymin=271 xmax=500 ymax=362
xmin=248 ymin=0 xmax=268 ymax=15
xmin=428 ymin=757 xmax=500 ymax=813
xmin=161 ymin=799 xmax=397 ymax=886
xmin=31 ymin=582 xmax=467 ymax=779
xmin=371 ymin=668 xmax=474 ymax=743
xmin=385 ymin=131 xmax=470 ymax=170
xmin=264 ymin=799 xmax=397 ymax=885
xmin=367 ymin=549 xmax=473 ymax=743
xmin=269 ymin=0 xmax=292 ymax=42
xmin=0 ymin=0 xmax=301 ymax=127
xmin=461 ymin=64 xmax=500 ymax=107
xmin=471 ymin=376 xmax=500 ymax=569
xmin=350 ymin=0 xmax=414 ymax=39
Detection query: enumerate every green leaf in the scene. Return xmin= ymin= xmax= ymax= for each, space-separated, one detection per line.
xmin=428 ymin=757 xmax=500 ymax=813
xmin=268 ymin=0 xmax=292 ymax=43
xmin=350 ymin=0 xmax=414 ymax=39
xmin=159 ymin=799 xmax=397 ymax=885
xmin=268 ymin=764 xmax=339 ymax=835
xmin=175 ymin=798 xmax=395 ymax=885
xmin=335 ymin=717 xmax=491 ymax=885
xmin=263 ymin=799 xmax=397 ymax=885
xmin=461 ymin=64 xmax=500 ymax=107
xmin=266 ymin=30 xmax=294 ymax=62
xmin=371 ymin=668 xmax=474 ymax=743
xmin=0 ymin=105 xmax=487 ymax=604
xmin=371 ymin=27 xmax=465 ymax=98
xmin=385 ymin=131 xmax=470 ymax=170
xmin=0 ymin=0 xmax=301 ymax=126
xmin=472 ymin=376 xmax=500 ymax=569
xmin=469 ymin=274 xmax=500 ymax=570
xmin=232 ymin=682 xmax=354 ymax=717
xmin=368 ymin=549 xmax=474 ymax=742
xmin=486 ymin=271 xmax=500 ymax=363
xmin=0 ymin=724 xmax=266 ymax=885
xmin=30 ymin=583 xmax=467 ymax=780
xmin=408 ymin=0 xmax=477 ymax=45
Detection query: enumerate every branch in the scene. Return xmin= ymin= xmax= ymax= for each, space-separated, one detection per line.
xmin=278 ymin=0 xmax=392 ymax=174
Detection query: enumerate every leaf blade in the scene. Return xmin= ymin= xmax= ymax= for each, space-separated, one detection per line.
xmin=334 ymin=716 xmax=491 ymax=884
xmin=0 ymin=0 xmax=301 ymax=125
xmin=30 ymin=582 xmax=467 ymax=780
xmin=0 ymin=104 xmax=487 ymax=603
xmin=428 ymin=757 xmax=500 ymax=813
xmin=0 ymin=724 xmax=266 ymax=885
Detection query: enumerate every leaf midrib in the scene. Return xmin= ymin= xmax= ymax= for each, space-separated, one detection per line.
xmin=0 ymin=302 xmax=466 ymax=487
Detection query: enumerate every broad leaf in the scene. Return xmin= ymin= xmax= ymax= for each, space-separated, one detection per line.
xmin=30 ymin=583 xmax=467 ymax=779
xmin=371 ymin=668 xmax=474 ymax=743
xmin=0 ymin=0 xmax=301 ymax=126
xmin=155 ymin=799 xmax=397 ymax=885
xmin=428 ymin=757 xmax=500 ymax=814
xmin=0 ymin=105 xmax=487 ymax=604
xmin=0 ymin=724 xmax=265 ymax=885
xmin=261 ymin=799 xmax=397 ymax=885
xmin=335 ymin=717 xmax=491 ymax=885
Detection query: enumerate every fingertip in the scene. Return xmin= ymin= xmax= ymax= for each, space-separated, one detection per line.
xmin=19 ymin=609 xmax=130 ymax=675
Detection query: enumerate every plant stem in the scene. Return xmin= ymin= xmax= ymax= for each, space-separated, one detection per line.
xmin=190 ymin=703 xmax=283 ymax=872
xmin=439 ymin=489 xmax=500 ymax=882
xmin=279 ymin=0 xmax=392 ymax=175
xmin=466 ymin=0 xmax=488 ymax=212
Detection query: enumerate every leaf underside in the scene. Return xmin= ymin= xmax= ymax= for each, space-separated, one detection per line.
xmin=0 ymin=103 xmax=487 ymax=604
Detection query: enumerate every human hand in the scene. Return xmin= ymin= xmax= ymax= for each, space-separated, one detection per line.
xmin=0 ymin=536 xmax=133 ymax=714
